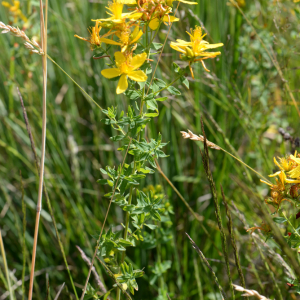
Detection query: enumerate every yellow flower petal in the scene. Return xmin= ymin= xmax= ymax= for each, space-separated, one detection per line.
xmin=101 ymin=68 xmax=122 ymax=79
xmin=99 ymin=37 xmax=122 ymax=45
xmin=117 ymin=74 xmax=128 ymax=94
xmin=114 ymin=51 xmax=126 ymax=67
xmin=128 ymin=12 xmax=143 ymax=20
xmin=149 ymin=18 xmax=159 ymax=30
xmin=289 ymin=165 xmax=300 ymax=179
xmin=163 ymin=15 xmax=179 ymax=23
xmin=131 ymin=29 xmax=143 ymax=44
xmin=128 ymin=70 xmax=147 ymax=82
xmin=2 ymin=1 xmax=11 ymax=8
xmin=289 ymin=154 xmax=300 ymax=164
xmin=131 ymin=52 xmax=147 ymax=70
xmin=179 ymin=0 xmax=198 ymax=4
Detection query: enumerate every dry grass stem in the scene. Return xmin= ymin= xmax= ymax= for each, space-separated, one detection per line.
xmin=76 ymin=246 xmax=107 ymax=294
xmin=181 ymin=130 xmax=221 ymax=150
xmin=0 ymin=22 xmax=43 ymax=55
xmin=232 ymin=285 xmax=270 ymax=300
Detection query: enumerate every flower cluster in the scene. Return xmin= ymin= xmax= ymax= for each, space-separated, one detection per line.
xmin=2 ymin=0 xmax=27 ymax=23
xmin=171 ymin=26 xmax=223 ymax=78
xmin=261 ymin=152 xmax=300 ymax=210
xmin=75 ymin=0 xmax=223 ymax=93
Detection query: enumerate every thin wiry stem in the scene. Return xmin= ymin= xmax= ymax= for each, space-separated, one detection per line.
xmin=186 ymin=233 xmax=227 ymax=300
xmin=0 ymin=230 xmax=14 ymax=300
xmin=20 ymin=172 xmax=26 ymax=300
xmin=53 ymin=283 xmax=65 ymax=300
xmin=80 ymin=139 xmax=133 ymax=300
xmin=17 ymin=87 xmax=78 ymax=298
xmin=28 ymin=0 xmax=48 ymax=299
xmin=199 ymin=118 xmax=235 ymax=299
xmin=221 ymin=186 xmax=247 ymax=295
xmin=76 ymin=246 xmax=107 ymax=295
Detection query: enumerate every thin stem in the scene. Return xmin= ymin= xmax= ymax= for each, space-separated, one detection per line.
xmin=281 ymin=210 xmax=300 ymax=238
xmin=80 ymin=139 xmax=132 ymax=300
xmin=186 ymin=233 xmax=227 ymax=300
xmin=28 ymin=1 xmax=47 ymax=299
xmin=20 ymin=172 xmax=27 ymax=300
xmin=200 ymin=119 xmax=235 ymax=299
xmin=221 ymin=187 xmax=247 ymax=296
xmin=0 ymin=230 xmax=14 ymax=300
xmin=17 ymin=87 xmax=79 ymax=299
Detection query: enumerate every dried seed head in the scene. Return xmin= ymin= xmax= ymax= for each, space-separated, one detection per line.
xmin=180 ymin=129 xmax=221 ymax=150
xmin=232 ymin=284 xmax=270 ymax=300
xmin=0 ymin=21 xmax=44 ymax=55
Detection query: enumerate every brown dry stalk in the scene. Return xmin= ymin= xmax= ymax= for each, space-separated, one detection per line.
xmin=232 ymin=285 xmax=270 ymax=300
xmin=76 ymin=246 xmax=107 ymax=295
xmin=0 ymin=22 xmax=43 ymax=55
xmin=27 ymin=1 xmax=48 ymax=299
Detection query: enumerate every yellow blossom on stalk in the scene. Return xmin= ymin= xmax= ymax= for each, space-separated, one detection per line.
xmin=166 ymin=0 xmax=198 ymax=6
xmin=2 ymin=0 xmax=27 ymax=23
xmin=95 ymin=0 xmax=142 ymax=24
xmin=170 ymin=26 xmax=223 ymax=78
xmin=149 ymin=14 xmax=179 ymax=30
xmin=101 ymin=51 xmax=147 ymax=94
xmin=104 ymin=23 xmax=143 ymax=52
xmin=288 ymin=152 xmax=300 ymax=179
xmin=74 ymin=21 xmax=121 ymax=49
xmin=274 ymin=156 xmax=293 ymax=172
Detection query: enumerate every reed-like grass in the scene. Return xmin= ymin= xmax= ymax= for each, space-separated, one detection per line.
xmin=0 ymin=0 xmax=299 ymax=299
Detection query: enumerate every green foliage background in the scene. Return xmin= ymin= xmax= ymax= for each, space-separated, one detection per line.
xmin=0 ymin=0 xmax=300 ymax=299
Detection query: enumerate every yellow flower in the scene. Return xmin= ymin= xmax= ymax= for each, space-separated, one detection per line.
xmin=170 ymin=26 xmax=223 ymax=77
xmin=2 ymin=0 xmax=27 ymax=23
xmin=268 ymin=170 xmax=300 ymax=184
xmin=95 ymin=0 xmax=142 ymax=24
xmin=102 ymin=24 xmax=143 ymax=52
xmin=101 ymin=52 xmax=147 ymax=94
xmin=149 ymin=14 xmax=179 ymax=30
xmin=273 ymin=156 xmax=293 ymax=172
xmin=166 ymin=0 xmax=198 ymax=6
xmin=75 ymin=21 xmax=121 ymax=49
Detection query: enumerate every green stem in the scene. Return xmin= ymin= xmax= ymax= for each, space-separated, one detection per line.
xmin=0 ymin=230 xmax=14 ymax=300
xmin=154 ymin=75 xmax=181 ymax=95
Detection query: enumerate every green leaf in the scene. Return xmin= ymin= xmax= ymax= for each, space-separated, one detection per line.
xmin=146 ymin=99 xmax=158 ymax=112
xmin=154 ymin=78 xmax=166 ymax=88
xmin=172 ymin=62 xmax=181 ymax=73
xmin=152 ymin=42 xmax=163 ymax=50
xmin=273 ymin=217 xmax=287 ymax=224
xmin=167 ymin=86 xmax=181 ymax=95
xmin=156 ymin=97 xmax=168 ymax=102
xmin=144 ymin=113 xmax=159 ymax=117
xmin=144 ymin=223 xmax=157 ymax=230
xmin=110 ymin=135 xmax=125 ymax=141
xmin=180 ymin=75 xmax=189 ymax=89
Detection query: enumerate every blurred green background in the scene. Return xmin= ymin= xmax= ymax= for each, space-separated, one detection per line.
xmin=0 ymin=0 xmax=300 ymax=299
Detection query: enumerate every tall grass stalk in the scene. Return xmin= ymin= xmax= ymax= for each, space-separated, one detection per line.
xmin=199 ymin=119 xmax=235 ymax=299
xmin=28 ymin=1 xmax=48 ymax=299
xmin=20 ymin=171 xmax=26 ymax=300
xmin=0 ymin=230 xmax=14 ymax=300
xmin=186 ymin=233 xmax=227 ymax=300
xmin=17 ymin=87 xmax=79 ymax=298
xmin=221 ymin=186 xmax=247 ymax=294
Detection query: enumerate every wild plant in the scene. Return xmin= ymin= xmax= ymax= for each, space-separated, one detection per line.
xmin=72 ymin=0 xmax=224 ymax=298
